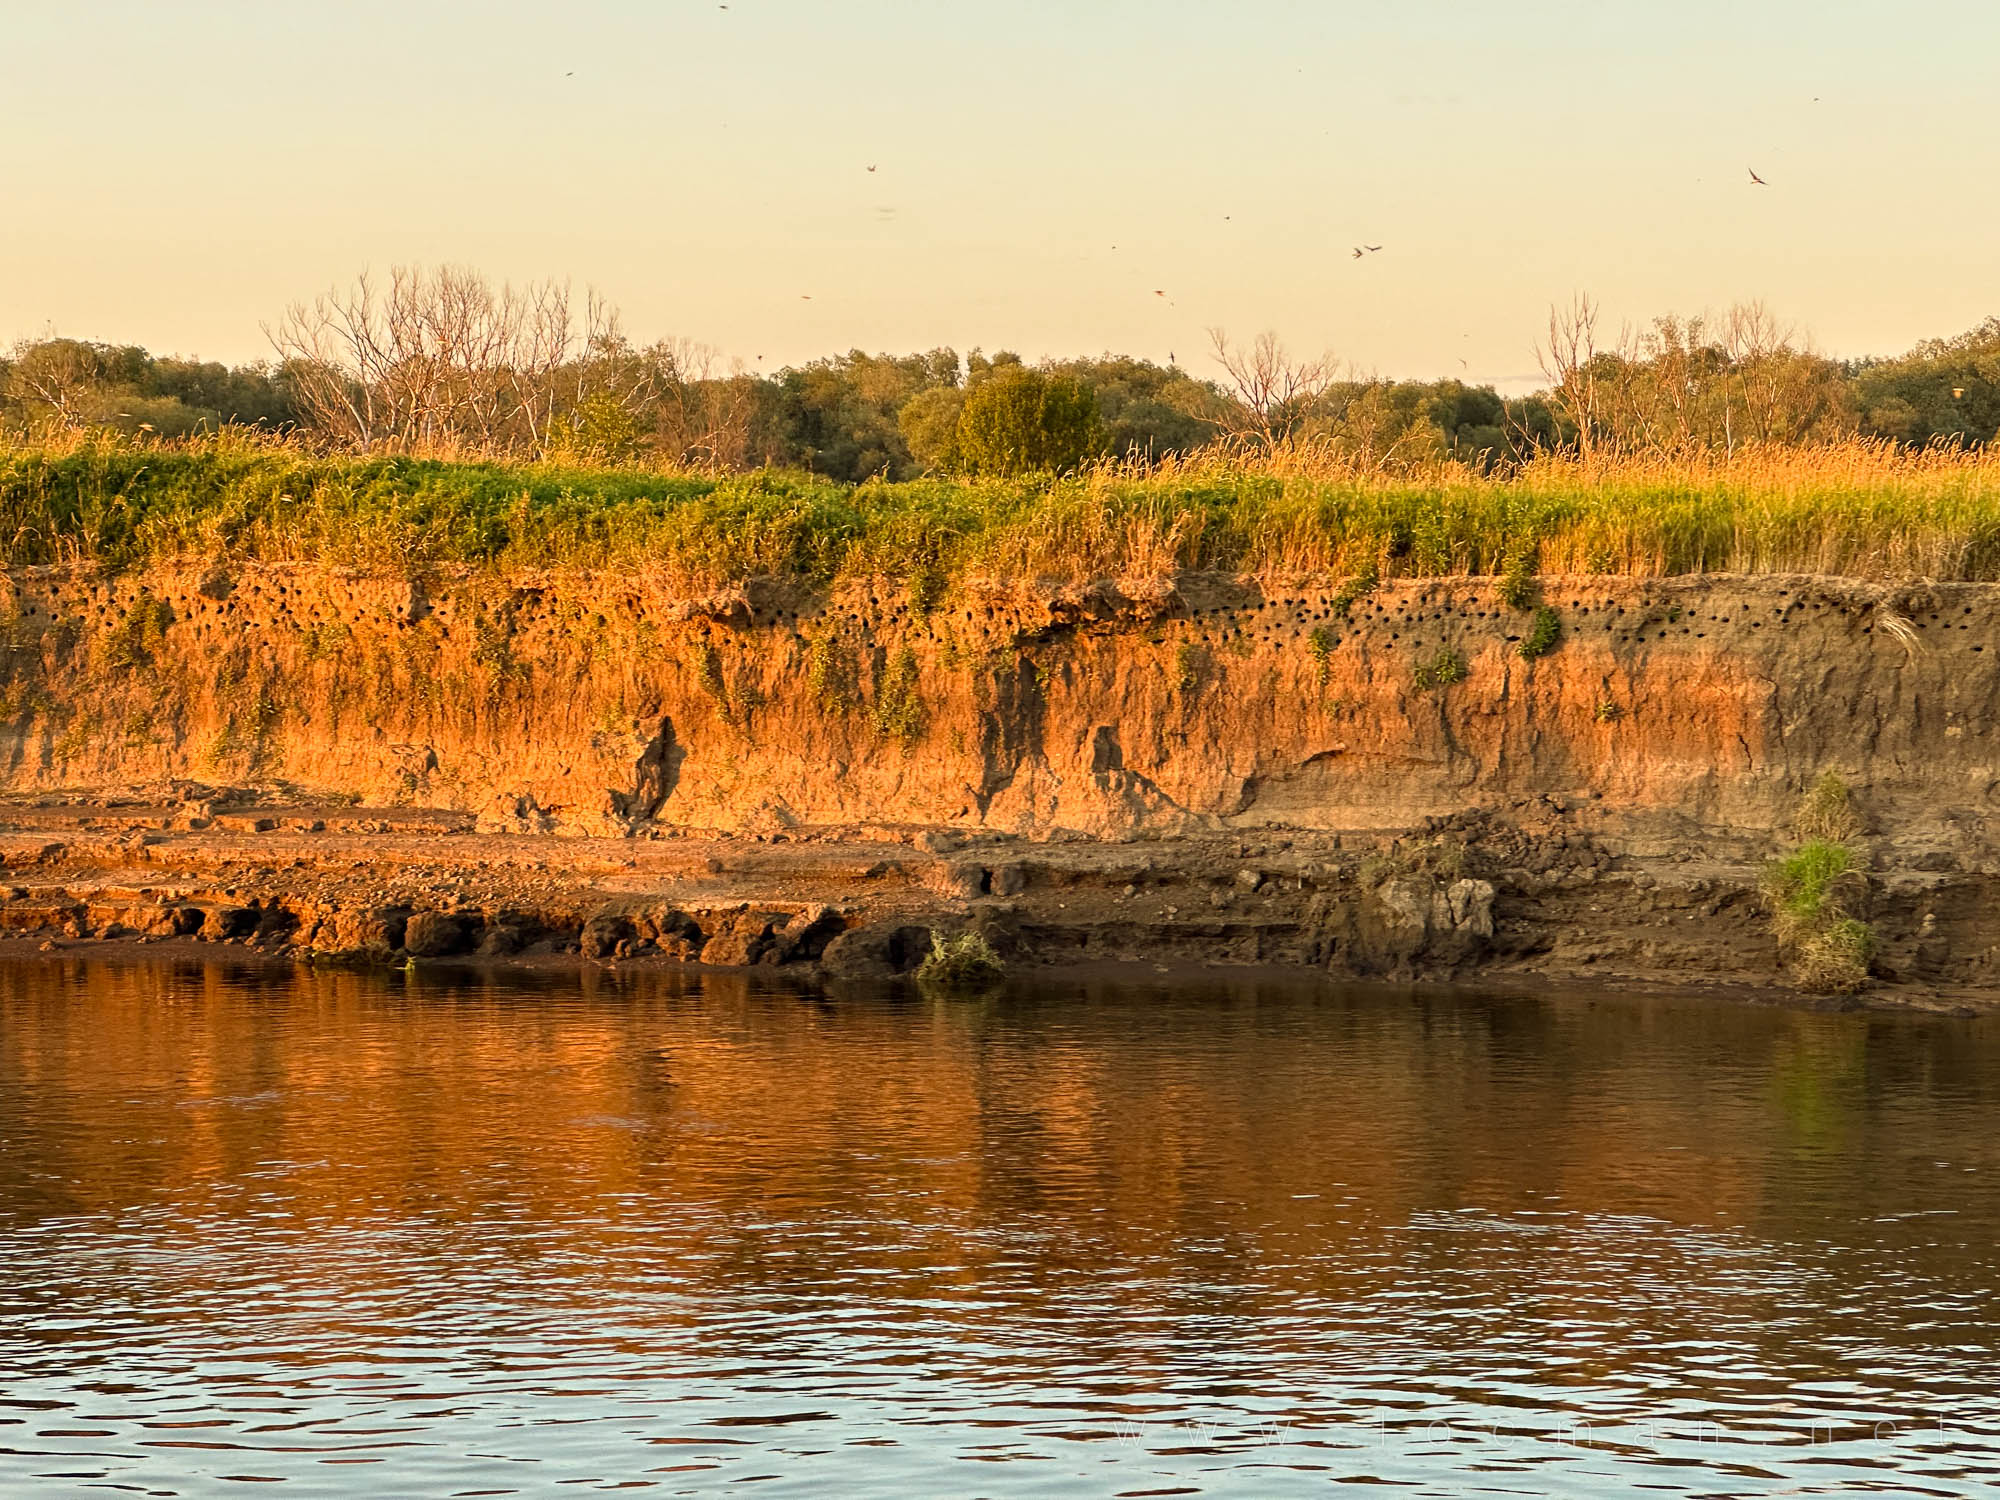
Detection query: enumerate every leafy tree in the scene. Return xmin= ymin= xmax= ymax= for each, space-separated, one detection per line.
xmin=954 ymin=366 xmax=1102 ymax=476
xmin=763 ymin=348 xmax=961 ymax=480
xmin=1 ymin=337 xmax=298 ymax=438
xmin=898 ymin=385 xmax=967 ymax=470
xmin=1045 ymin=356 xmax=1222 ymax=460
xmin=1854 ymin=317 xmax=2000 ymax=447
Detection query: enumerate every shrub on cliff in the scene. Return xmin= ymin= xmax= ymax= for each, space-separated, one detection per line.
xmin=915 ymin=932 xmax=1005 ymax=992
xmin=1764 ymin=777 xmax=1873 ymax=992
xmin=1517 ymin=605 xmax=1561 ymax=660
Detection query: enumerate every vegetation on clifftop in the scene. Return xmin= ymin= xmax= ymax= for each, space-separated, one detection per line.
xmin=4 ymin=433 xmax=2000 ymax=585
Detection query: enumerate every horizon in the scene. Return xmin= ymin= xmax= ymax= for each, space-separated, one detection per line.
xmin=7 ymin=1 xmax=2000 ymax=394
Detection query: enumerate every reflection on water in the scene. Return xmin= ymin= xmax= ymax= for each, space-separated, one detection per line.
xmin=0 ymin=958 xmax=1996 ymax=1497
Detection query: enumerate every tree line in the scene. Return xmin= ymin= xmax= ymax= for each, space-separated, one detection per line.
xmin=3 ymin=266 xmax=1995 ymax=478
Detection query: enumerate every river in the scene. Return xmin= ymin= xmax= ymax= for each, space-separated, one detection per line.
xmin=0 ymin=957 xmax=1995 ymax=1496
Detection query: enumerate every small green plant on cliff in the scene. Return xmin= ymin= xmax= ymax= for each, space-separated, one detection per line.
xmin=1173 ymin=641 xmax=1211 ymax=697
xmin=1413 ymin=645 xmax=1467 ymax=691
xmin=1794 ymin=771 xmax=1862 ymax=843
xmin=1517 ymin=605 xmax=1562 ymax=660
xmin=906 ymin=557 xmax=949 ymax=616
xmin=689 ymin=637 xmax=733 ymax=723
xmin=201 ymin=722 xmax=242 ymax=773
xmin=97 ymin=591 xmax=174 ymax=673
xmin=806 ymin=630 xmax=858 ymax=713
xmin=52 ymin=711 xmax=98 ymax=764
xmin=1595 ymin=698 xmax=1622 ymax=723
xmin=1763 ymin=777 xmax=1873 ymax=992
xmin=1498 ymin=542 xmax=1541 ymax=611
xmin=299 ymin=619 xmax=351 ymax=663
xmin=1359 ymin=836 xmax=1469 ymax=885
xmin=1331 ymin=559 xmax=1379 ymax=618
xmin=471 ymin=606 xmax=525 ymax=690
xmin=1307 ymin=625 xmax=1337 ymax=686
xmin=871 ymin=644 xmax=924 ymax=742
xmin=915 ymin=931 xmax=1005 ymax=992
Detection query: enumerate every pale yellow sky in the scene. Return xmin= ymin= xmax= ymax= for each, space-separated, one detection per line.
xmin=5 ymin=1 xmax=1997 ymax=392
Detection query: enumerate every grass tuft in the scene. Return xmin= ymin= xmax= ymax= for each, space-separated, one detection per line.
xmin=871 ymin=644 xmax=924 ymax=741
xmin=1793 ymin=771 xmax=1861 ymax=844
xmin=914 ymin=931 xmax=1005 ymax=991
xmin=1517 ymin=605 xmax=1562 ymax=660
xmin=1413 ymin=646 xmax=1467 ymax=691
xmin=1763 ymin=798 xmax=1873 ymax=992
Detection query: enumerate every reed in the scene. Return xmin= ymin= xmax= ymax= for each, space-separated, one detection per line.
xmin=4 ymin=430 xmax=1997 ymax=585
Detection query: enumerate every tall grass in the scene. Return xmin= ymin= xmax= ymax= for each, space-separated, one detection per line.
xmin=4 ymin=428 xmax=1998 ymax=584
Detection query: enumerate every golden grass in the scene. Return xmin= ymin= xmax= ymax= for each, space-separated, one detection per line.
xmin=4 ymin=430 xmax=1998 ymax=585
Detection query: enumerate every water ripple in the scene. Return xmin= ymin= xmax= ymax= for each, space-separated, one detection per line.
xmin=1 ymin=960 xmax=1996 ymax=1496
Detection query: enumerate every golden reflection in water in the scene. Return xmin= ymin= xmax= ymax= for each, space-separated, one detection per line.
xmin=0 ymin=957 xmax=1996 ymax=1497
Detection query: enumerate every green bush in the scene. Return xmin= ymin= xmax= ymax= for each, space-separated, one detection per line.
xmin=871 ymin=644 xmax=924 ymax=741
xmin=915 ymin=931 xmax=1005 ymax=992
xmin=1517 ymin=605 xmax=1562 ymax=660
xmin=1763 ymin=823 xmax=1873 ymax=993
xmin=1413 ymin=646 xmax=1467 ymax=691
xmin=954 ymin=368 xmax=1101 ymax=477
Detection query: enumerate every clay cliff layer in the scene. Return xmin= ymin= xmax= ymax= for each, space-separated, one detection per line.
xmin=0 ymin=563 xmax=1992 ymax=1004
xmin=0 ymin=564 xmax=1988 ymax=860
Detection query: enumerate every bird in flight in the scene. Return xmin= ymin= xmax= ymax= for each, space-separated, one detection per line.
xmin=1748 ymin=167 xmax=1768 ymax=185
xmin=1363 ymin=244 xmax=1382 ymax=252
xmin=866 ymin=164 xmax=876 ymax=172
xmin=1352 ymin=247 xmax=1362 ymax=259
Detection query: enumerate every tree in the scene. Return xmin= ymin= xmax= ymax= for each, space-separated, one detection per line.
xmin=0 ymin=337 xmax=293 ymax=439
xmin=898 ymin=385 xmax=967 ymax=470
xmin=1854 ymin=317 xmax=2000 ymax=448
xmin=954 ymin=367 xmax=1101 ymax=476
xmin=1045 ymin=355 xmax=1224 ymax=460
xmin=762 ymin=348 xmax=961 ymax=480
xmin=266 ymin=265 xmax=609 ymax=454
xmin=1537 ymin=294 xmax=1606 ymax=457
xmin=1206 ymin=329 xmax=1340 ymax=448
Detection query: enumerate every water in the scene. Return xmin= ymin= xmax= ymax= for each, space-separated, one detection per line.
xmin=1 ymin=959 xmax=1996 ymax=1497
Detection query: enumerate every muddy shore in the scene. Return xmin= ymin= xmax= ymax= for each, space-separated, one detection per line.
xmin=0 ymin=795 xmax=1989 ymax=1013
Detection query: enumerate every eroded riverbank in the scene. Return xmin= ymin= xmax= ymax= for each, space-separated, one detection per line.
xmin=0 ymin=795 xmax=1991 ymax=1011
xmin=4 ymin=563 xmax=1998 ymax=1005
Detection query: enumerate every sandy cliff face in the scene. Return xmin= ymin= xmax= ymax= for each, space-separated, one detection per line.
xmin=0 ymin=563 xmax=1991 ymax=863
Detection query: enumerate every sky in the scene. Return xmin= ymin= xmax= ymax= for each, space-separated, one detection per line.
xmin=4 ymin=0 xmax=1998 ymax=393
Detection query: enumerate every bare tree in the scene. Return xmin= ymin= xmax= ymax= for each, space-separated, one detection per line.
xmin=1719 ymin=300 xmax=1850 ymax=448
xmin=5 ymin=338 xmax=103 ymax=430
xmin=640 ymin=339 xmax=759 ymax=469
xmin=266 ymin=265 xmax=600 ymax=455
xmin=1206 ymin=329 xmax=1340 ymax=448
xmin=1537 ymin=294 xmax=1606 ymax=458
